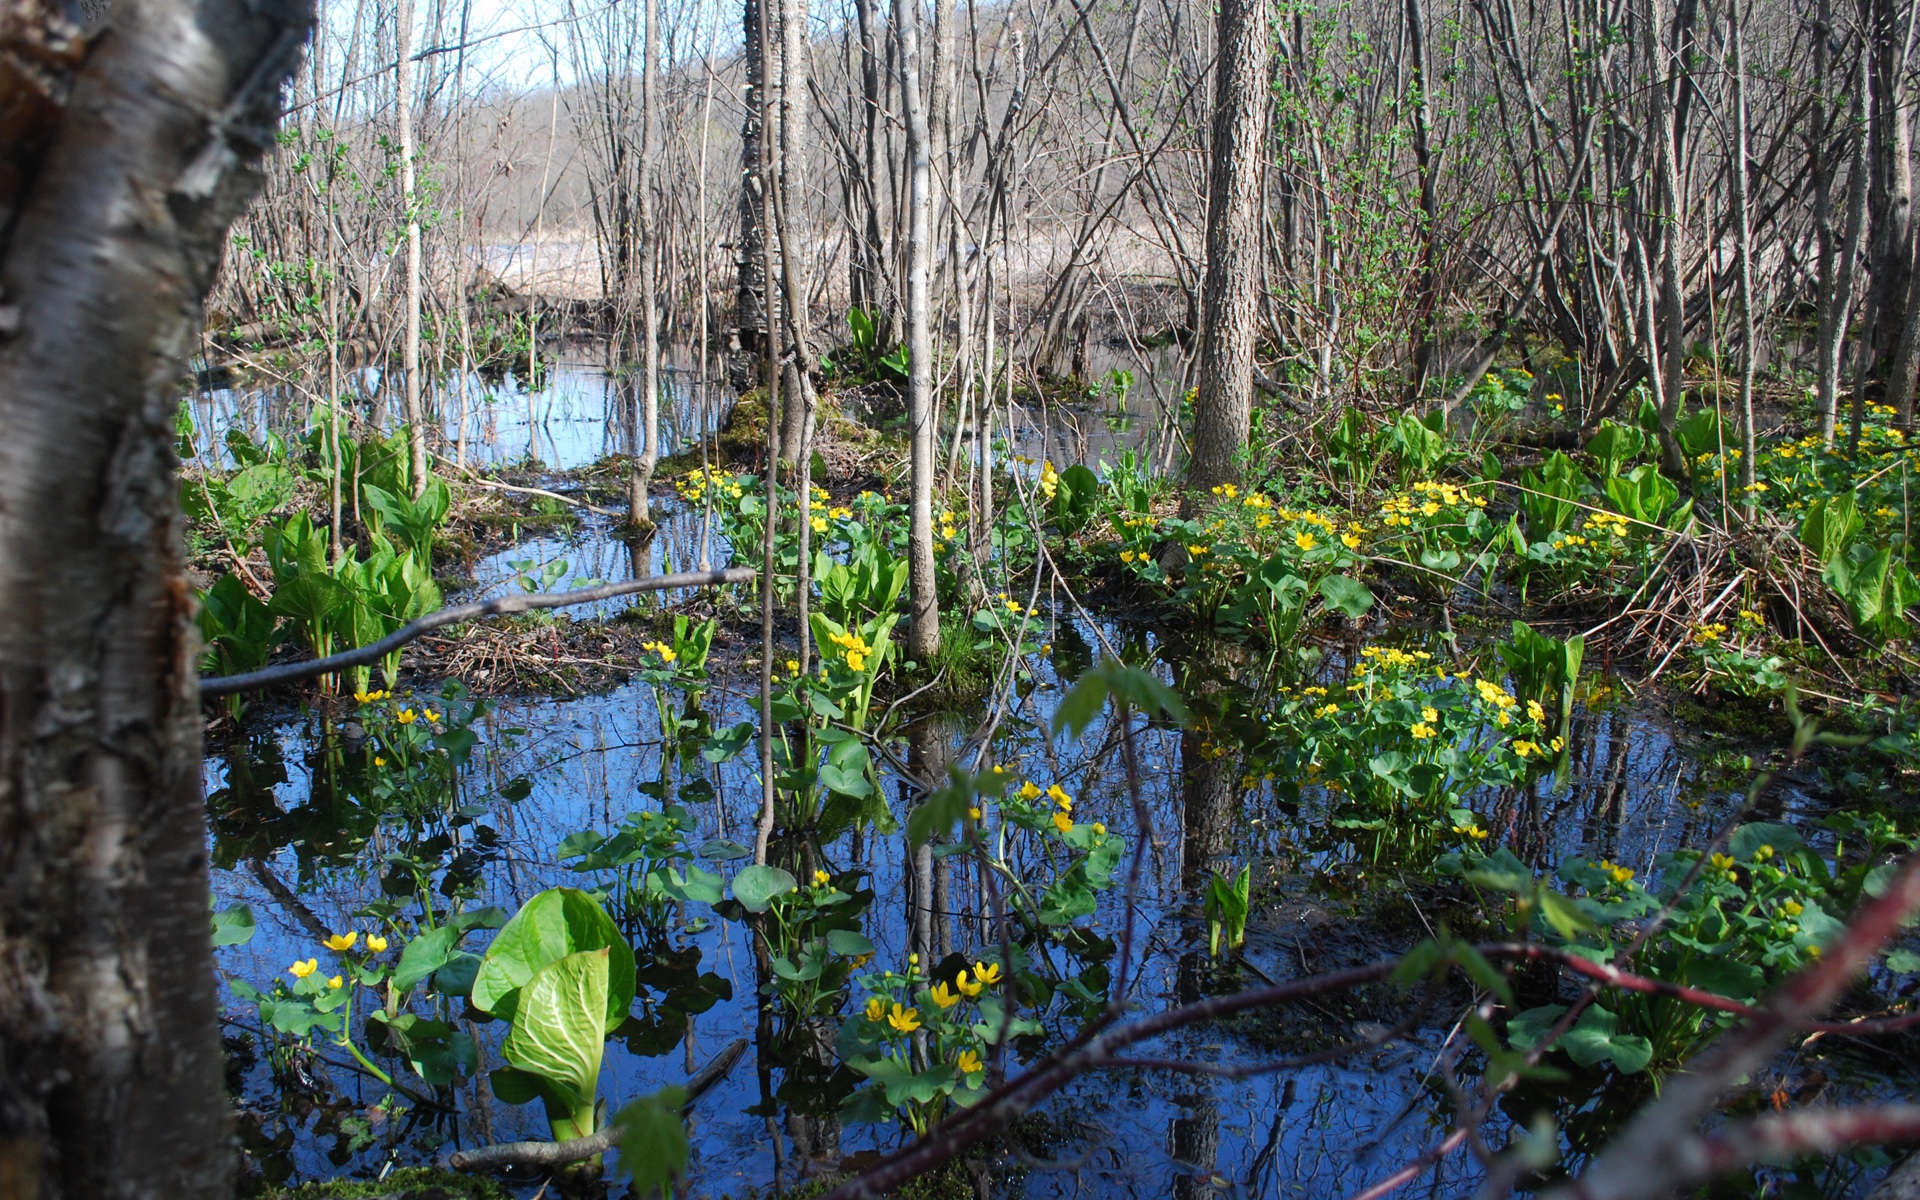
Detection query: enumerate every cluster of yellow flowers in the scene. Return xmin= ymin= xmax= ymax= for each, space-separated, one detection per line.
xmin=674 ymin=465 xmax=744 ymax=503
xmin=1693 ymin=622 xmax=1730 ymax=644
xmin=1511 ymin=736 xmax=1566 ymax=759
xmin=996 ymin=592 xmax=1039 ymax=618
xmin=1595 ymin=860 xmax=1635 ymax=885
xmin=1038 ymin=460 xmax=1060 ymax=500
xmin=1452 ymin=819 xmax=1491 ymax=841
xmin=1583 ymin=510 xmax=1631 ymax=538
xmin=1472 ymin=677 xmax=1518 ymax=726
xmin=828 ymin=629 xmax=872 ymax=671
xmin=640 ymin=640 xmax=677 ymax=664
xmin=1409 ymin=705 xmax=1439 ymax=740
xmin=394 ymin=706 xmax=439 ymax=726
xmin=863 ymin=960 xmax=1005 ymax=1040
xmin=287 ymin=930 xmax=390 ymax=989
xmin=1376 ymin=481 xmax=1487 ymax=529
xmin=1549 ymin=531 xmax=1590 ymax=550
xmin=352 ymin=688 xmax=391 ymax=704
xmin=1709 ymin=852 xmax=1738 ymax=882
xmin=1354 ymin=645 xmax=1434 ymax=674
xmin=1017 ymin=780 xmax=1078 ymax=834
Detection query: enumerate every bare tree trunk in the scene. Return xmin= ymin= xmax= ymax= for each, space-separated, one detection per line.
xmin=1729 ymin=0 xmax=1758 ymax=508
xmin=0 ymin=0 xmax=311 ymax=1195
xmin=397 ymin=0 xmax=426 ymax=496
xmin=1645 ymin=0 xmax=1690 ymax=477
xmin=1403 ymin=0 xmax=1441 ymax=403
xmin=738 ymin=0 xmax=770 ymax=360
xmin=1824 ymin=49 xmax=1872 ymax=444
xmin=775 ymin=0 xmax=816 ymax=469
xmin=629 ymin=0 xmax=660 ymax=525
xmin=898 ymin=0 xmax=939 ymax=661
xmin=1862 ymin=0 xmax=1915 ymax=413
xmin=1187 ymin=0 xmax=1269 ymax=495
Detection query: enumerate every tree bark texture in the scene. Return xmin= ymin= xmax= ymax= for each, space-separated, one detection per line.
xmin=898 ymin=0 xmax=939 ymax=661
xmin=737 ymin=0 xmax=770 ymax=359
xmin=1187 ymin=0 xmax=1269 ymax=495
xmin=0 ymin=0 xmax=311 ymax=1194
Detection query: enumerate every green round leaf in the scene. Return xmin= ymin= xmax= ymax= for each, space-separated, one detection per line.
xmin=730 ymin=865 xmax=798 ymax=913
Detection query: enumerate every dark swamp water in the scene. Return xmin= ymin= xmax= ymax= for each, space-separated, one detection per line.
xmin=191 ymin=347 xmax=1911 ymax=1199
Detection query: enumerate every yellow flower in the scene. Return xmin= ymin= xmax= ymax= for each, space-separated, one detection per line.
xmin=373 ymin=756 xmax=387 ymax=767
xmin=967 ymin=806 xmax=983 ymax=820
xmin=957 ymin=970 xmax=984 ymax=997
xmin=929 ymin=982 xmax=959 ymax=1009
xmin=1294 ymin=531 xmax=1317 ymax=553
xmin=366 ymin=935 xmax=388 ymax=953
xmin=1092 ymin=822 xmax=1106 ymax=835
xmin=865 ymin=996 xmax=886 ymax=1023
xmin=396 ymin=708 xmax=418 ymax=725
xmin=323 ymin=931 xmax=358 ymax=952
xmin=1526 ymin=700 xmax=1545 ymax=724
xmin=813 ymin=869 xmax=831 ymax=887
xmin=846 ymin=651 xmax=866 ymax=671
xmin=1342 ymin=532 xmax=1361 ymax=549
xmin=1046 ymin=784 xmax=1071 ymax=808
xmin=1052 ymin=811 xmax=1074 ymax=835
xmin=1597 ymin=860 xmax=1634 ymax=885
xmin=1018 ymin=781 xmax=1042 ymax=802
xmin=1410 ymin=722 xmax=1435 ymax=740
xmin=353 ymin=689 xmax=375 ymax=704
xmin=1421 ymin=706 xmax=1438 ymax=723
xmin=1781 ymin=899 xmax=1804 ymax=917
xmin=1120 ymin=550 xmax=1137 ymax=564
xmin=289 ymin=958 xmax=318 ymax=979
xmin=1512 ymin=740 xmax=1537 ymax=759
xmin=972 ymin=961 xmax=1003 ymax=987
xmin=327 ymin=975 xmax=344 ymax=990
xmin=424 ymin=709 xmax=441 ymax=724
xmin=886 ymin=1004 xmax=921 ymax=1033
xmin=957 ymin=1049 xmax=984 ymax=1075
xmin=811 ymin=516 xmax=828 ymax=534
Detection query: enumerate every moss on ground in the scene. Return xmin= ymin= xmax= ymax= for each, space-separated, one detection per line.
xmin=256 ymin=1166 xmax=512 ymax=1200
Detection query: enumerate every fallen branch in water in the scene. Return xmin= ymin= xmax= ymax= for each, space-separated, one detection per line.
xmin=435 ymin=452 xmax=629 ymax=519
xmin=443 ymin=1037 xmax=749 ymax=1173
xmin=199 ymin=567 xmax=755 ymax=696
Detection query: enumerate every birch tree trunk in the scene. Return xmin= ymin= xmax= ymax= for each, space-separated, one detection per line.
xmin=0 ymin=0 xmax=311 ymax=1195
xmin=629 ymin=0 xmax=660 ymax=524
xmin=1187 ymin=0 xmax=1269 ymax=495
xmin=897 ymin=0 xmax=940 ymax=661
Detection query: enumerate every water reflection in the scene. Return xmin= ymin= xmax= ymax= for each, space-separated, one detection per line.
xmin=185 ymin=345 xmax=730 ymax=475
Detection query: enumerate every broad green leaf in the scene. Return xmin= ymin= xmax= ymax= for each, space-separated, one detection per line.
xmin=501 ymin=948 xmax=612 ymax=1106
xmin=615 ymin=1086 xmax=690 ymax=1195
xmin=730 ymin=865 xmax=798 ymax=913
xmin=211 ymin=903 xmax=256 ymax=947
xmin=1318 ymin=574 xmax=1375 ymax=618
xmin=471 ymin=888 xmax=635 ymax=1031
xmin=392 ymin=924 xmax=458 ymax=991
